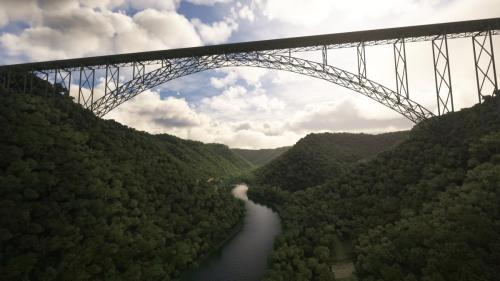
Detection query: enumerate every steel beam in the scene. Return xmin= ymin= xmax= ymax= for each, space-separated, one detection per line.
xmin=357 ymin=42 xmax=367 ymax=77
xmin=393 ymin=38 xmax=409 ymax=100
xmin=472 ymin=30 xmax=498 ymax=101
xmin=432 ymin=34 xmax=454 ymax=115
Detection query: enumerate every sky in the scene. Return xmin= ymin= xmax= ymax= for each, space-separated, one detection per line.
xmin=0 ymin=0 xmax=499 ymax=148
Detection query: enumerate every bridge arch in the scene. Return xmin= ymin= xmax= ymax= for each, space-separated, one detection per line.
xmin=92 ymin=52 xmax=434 ymax=122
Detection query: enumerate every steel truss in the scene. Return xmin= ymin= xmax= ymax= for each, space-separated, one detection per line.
xmin=432 ymin=34 xmax=454 ymax=115
xmin=393 ymin=38 xmax=409 ymax=100
xmin=472 ymin=30 xmax=498 ymax=101
xmin=54 ymin=68 xmax=71 ymax=96
xmin=78 ymin=67 xmax=95 ymax=109
xmin=85 ymin=52 xmax=434 ymax=122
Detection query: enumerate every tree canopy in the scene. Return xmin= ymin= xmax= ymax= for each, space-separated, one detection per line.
xmin=254 ymin=131 xmax=409 ymax=191
xmin=0 ymin=87 xmax=252 ymax=281
xmin=249 ymin=95 xmax=500 ymax=281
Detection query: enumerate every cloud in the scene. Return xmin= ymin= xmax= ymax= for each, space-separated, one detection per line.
xmin=185 ymin=0 xmax=232 ymax=6
xmin=201 ymin=85 xmax=285 ymax=118
xmin=122 ymin=0 xmax=179 ymax=10
xmin=0 ymin=6 xmax=203 ymax=61
xmin=133 ymin=9 xmax=202 ymax=48
xmin=0 ymin=0 xmax=242 ymax=62
xmin=106 ymin=90 xmax=208 ymax=133
xmin=0 ymin=0 xmax=40 ymax=27
xmin=192 ymin=18 xmax=238 ymax=44
xmin=288 ymin=100 xmax=412 ymax=133
xmin=257 ymin=0 xmax=337 ymax=27
xmin=210 ymin=67 xmax=268 ymax=89
xmin=238 ymin=5 xmax=255 ymax=22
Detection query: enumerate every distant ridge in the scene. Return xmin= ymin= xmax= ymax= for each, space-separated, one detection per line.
xmin=231 ymin=147 xmax=290 ymax=167
xmin=255 ymin=131 xmax=409 ymax=191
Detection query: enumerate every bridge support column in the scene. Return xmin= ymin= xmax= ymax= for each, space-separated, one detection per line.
xmin=472 ymin=30 xmax=498 ymax=101
xmin=54 ymin=69 xmax=72 ymax=96
xmin=133 ymin=62 xmax=145 ymax=80
xmin=322 ymin=45 xmax=328 ymax=70
xmin=105 ymin=64 xmax=120 ymax=96
xmin=357 ymin=42 xmax=367 ymax=78
xmin=93 ymin=64 xmax=121 ymax=115
xmin=432 ymin=34 xmax=454 ymax=115
xmin=78 ymin=67 xmax=95 ymax=110
xmin=393 ymin=38 xmax=409 ymax=101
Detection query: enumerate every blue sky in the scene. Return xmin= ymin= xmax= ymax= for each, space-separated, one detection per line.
xmin=0 ymin=0 xmax=499 ymax=148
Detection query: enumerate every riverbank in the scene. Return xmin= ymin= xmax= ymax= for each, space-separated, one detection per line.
xmin=180 ymin=184 xmax=282 ymax=281
xmin=188 ymin=213 xmax=245 ymax=270
xmin=247 ymin=185 xmax=357 ymax=281
xmin=178 ymin=189 xmax=246 ymax=281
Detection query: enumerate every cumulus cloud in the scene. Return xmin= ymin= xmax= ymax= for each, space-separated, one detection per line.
xmin=191 ymin=18 xmax=238 ymax=44
xmin=133 ymin=9 xmax=202 ymax=48
xmin=288 ymin=100 xmax=412 ymax=133
xmin=0 ymin=0 xmax=237 ymax=62
xmin=210 ymin=67 xmax=267 ymax=88
xmin=238 ymin=5 xmax=255 ymax=22
xmin=122 ymin=0 xmax=179 ymax=11
xmin=0 ymin=0 xmax=40 ymax=27
xmin=106 ymin=90 xmax=208 ymax=133
xmin=201 ymin=85 xmax=285 ymax=118
xmin=185 ymin=0 xmax=232 ymax=6
xmin=0 ymin=8 xmax=201 ymax=61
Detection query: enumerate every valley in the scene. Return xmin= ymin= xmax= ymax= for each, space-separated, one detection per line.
xmin=1 ymin=83 xmax=499 ymax=281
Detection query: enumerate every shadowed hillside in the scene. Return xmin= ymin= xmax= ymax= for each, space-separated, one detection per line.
xmin=0 ymin=87 xmax=252 ymax=281
xmin=255 ymin=131 xmax=409 ymax=191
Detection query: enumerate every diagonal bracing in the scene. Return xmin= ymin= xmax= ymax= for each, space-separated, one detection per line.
xmin=432 ymin=34 xmax=454 ymax=115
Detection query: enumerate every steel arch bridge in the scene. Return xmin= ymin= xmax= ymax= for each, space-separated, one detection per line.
xmin=1 ymin=18 xmax=499 ymax=123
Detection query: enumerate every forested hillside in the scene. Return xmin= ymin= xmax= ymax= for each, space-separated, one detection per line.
xmin=255 ymin=131 xmax=408 ymax=191
xmin=231 ymin=146 xmax=290 ymax=167
xmin=249 ymin=95 xmax=500 ymax=281
xmin=0 ymin=88 xmax=252 ymax=281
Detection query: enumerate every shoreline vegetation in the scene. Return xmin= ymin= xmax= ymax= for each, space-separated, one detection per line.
xmin=177 ymin=205 xmax=245 ymax=281
xmin=178 ymin=183 xmax=283 ymax=281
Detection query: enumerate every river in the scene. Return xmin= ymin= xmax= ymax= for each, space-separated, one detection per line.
xmin=180 ymin=184 xmax=282 ymax=281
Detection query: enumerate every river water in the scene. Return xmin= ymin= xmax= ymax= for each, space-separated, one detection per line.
xmin=181 ymin=184 xmax=282 ymax=281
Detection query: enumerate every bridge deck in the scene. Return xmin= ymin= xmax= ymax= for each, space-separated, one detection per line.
xmin=1 ymin=17 xmax=499 ymax=72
